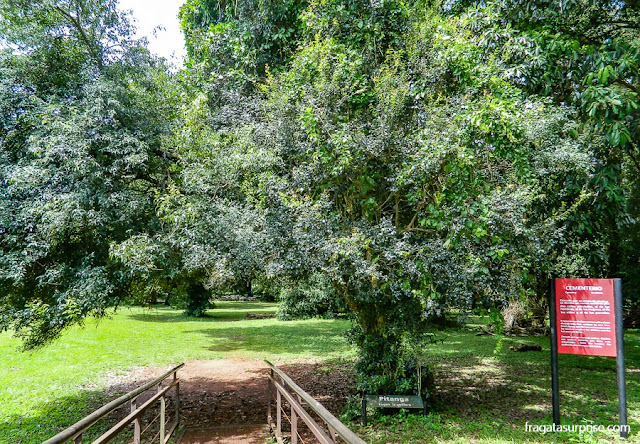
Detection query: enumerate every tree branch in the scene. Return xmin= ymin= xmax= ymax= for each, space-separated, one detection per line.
xmin=627 ymin=141 xmax=640 ymax=173
xmin=402 ymin=213 xmax=418 ymax=233
xmin=54 ymin=5 xmax=103 ymax=70
xmin=615 ymin=78 xmax=640 ymax=96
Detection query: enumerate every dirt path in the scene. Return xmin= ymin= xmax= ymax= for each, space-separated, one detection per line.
xmin=108 ymin=359 xmax=357 ymax=430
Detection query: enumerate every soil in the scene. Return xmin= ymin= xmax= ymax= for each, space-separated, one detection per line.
xmin=105 ymin=359 xmax=357 ymax=430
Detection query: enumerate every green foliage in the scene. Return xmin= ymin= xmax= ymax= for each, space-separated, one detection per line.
xmin=276 ymin=272 xmax=346 ymax=320
xmin=3 ymin=0 xmax=639 ymax=404
xmin=179 ymin=0 xmax=307 ymax=82
xmin=348 ymin=328 xmax=436 ymax=399
xmin=173 ymin=0 xmax=635 ymax=395
xmin=464 ymin=0 xmax=640 ymax=276
xmin=0 ymin=0 xmax=137 ymax=72
xmin=0 ymin=1 xmax=178 ymax=347
xmin=301 ymin=0 xmax=410 ymax=56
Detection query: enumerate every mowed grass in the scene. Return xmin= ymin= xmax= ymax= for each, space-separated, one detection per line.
xmin=0 ymin=302 xmax=354 ymax=444
xmin=356 ymin=328 xmax=640 ymax=443
xmin=1 ymin=302 xmax=638 ymax=443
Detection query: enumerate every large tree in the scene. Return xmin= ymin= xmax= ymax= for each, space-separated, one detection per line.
xmin=0 ymin=0 xmax=177 ymax=348
xmin=459 ymin=0 xmax=640 ymax=318
xmin=3 ymin=0 xmax=636 ymax=395
xmin=173 ymin=0 xmax=606 ymax=396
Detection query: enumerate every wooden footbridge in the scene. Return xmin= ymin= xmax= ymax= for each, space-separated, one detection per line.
xmin=42 ymin=362 xmax=366 ymax=444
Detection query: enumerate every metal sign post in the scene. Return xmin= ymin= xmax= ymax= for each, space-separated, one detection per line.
xmin=549 ymin=280 xmax=560 ymax=427
xmin=550 ymin=278 xmax=628 ymax=438
xmin=614 ymin=279 xmax=629 ymax=438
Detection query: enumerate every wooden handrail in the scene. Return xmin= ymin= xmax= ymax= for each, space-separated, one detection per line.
xmin=92 ymin=380 xmax=178 ymax=444
xmin=265 ymin=360 xmax=366 ymax=444
xmin=270 ymin=377 xmax=334 ymax=443
xmin=42 ymin=363 xmax=184 ymax=444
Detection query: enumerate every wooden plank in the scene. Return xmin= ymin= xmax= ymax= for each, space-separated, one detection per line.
xmin=174 ymin=376 xmax=180 ymax=430
xmin=276 ymin=387 xmax=282 ymax=440
xmin=291 ymin=404 xmax=297 ymax=444
xmin=160 ymin=395 xmax=166 ymax=444
xmin=163 ymin=421 xmax=178 ymax=444
xmin=131 ymin=398 xmax=141 ymax=444
xmin=267 ymin=376 xmax=272 ymax=425
xmin=270 ymin=376 xmax=334 ymax=444
xmin=180 ymin=425 xmax=270 ymax=444
xmin=328 ymin=424 xmax=337 ymax=443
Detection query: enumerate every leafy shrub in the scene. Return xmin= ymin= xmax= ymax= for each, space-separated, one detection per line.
xmin=183 ymin=283 xmax=214 ymax=317
xmin=163 ymin=280 xmax=214 ymax=317
xmin=347 ymin=326 xmax=435 ymax=403
xmin=276 ymin=273 xmax=346 ymax=320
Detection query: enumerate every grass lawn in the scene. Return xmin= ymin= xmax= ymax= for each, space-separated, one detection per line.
xmin=0 ymin=302 xmax=353 ymax=444
xmin=355 ymin=327 xmax=640 ymax=443
xmin=1 ymin=302 xmax=637 ymax=443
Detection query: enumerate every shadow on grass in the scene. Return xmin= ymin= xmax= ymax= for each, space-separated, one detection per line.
xmin=124 ymin=302 xmax=278 ymax=323
xmin=12 ymin=311 xmax=634 ymax=444
xmin=357 ymin=330 xmax=639 ymax=443
xmin=187 ymin=321 xmax=350 ymax=357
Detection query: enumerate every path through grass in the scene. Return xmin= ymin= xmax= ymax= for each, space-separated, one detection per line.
xmin=2 ymin=303 xmax=638 ymax=443
xmin=0 ymin=303 xmax=353 ymax=443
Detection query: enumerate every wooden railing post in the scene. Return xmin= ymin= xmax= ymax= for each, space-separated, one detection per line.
xmin=267 ymin=370 xmax=273 ymax=425
xmin=160 ymin=395 xmax=166 ymax=444
xmin=131 ymin=397 xmax=141 ymax=444
xmin=276 ymin=385 xmax=282 ymax=439
xmin=174 ymin=372 xmax=180 ymax=430
xmin=291 ymin=394 xmax=300 ymax=444
xmin=328 ymin=424 xmax=337 ymax=443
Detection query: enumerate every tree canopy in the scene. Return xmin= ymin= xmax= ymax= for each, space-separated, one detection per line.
xmin=0 ymin=0 xmax=177 ymax=347
xmin=1 ymin=0 xmax=639 ymax=393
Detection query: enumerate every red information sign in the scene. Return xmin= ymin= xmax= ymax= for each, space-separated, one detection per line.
xmin=555 ymin=279 xmax=617 ymax=357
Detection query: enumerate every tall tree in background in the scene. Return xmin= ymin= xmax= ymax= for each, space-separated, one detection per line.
xmin=460 ymin=0 xmax=640 ymax=319
xmin=0 ymin=0 xmax=136 ymax=72
xmin=110 ymin=0 xmax=310 ymax=312
xmin=0 ymin=0 xmax=177 ymax=348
